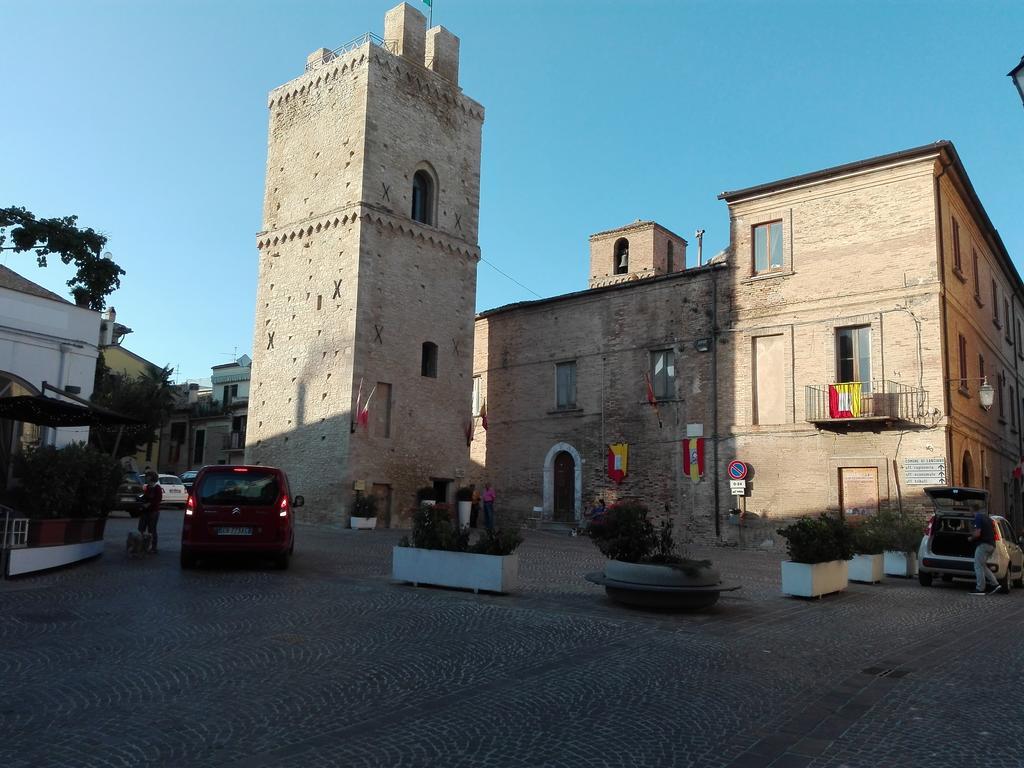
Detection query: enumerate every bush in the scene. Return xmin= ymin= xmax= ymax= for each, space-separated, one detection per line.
xmin=455 ymin=486 xmax=473 ymax=502
xmin=850 ymin=515 xmax=886 ymax=555
xmin=469 ymin=527 xmax=523 ymax=556
xmin=587 ymin=500 xmax=655 ymax=563
xmin=351 ymin=492 xmax=378 ymax=519
xmin=402 ymin=503 xmax=469 ymax=552
xmin=777 ymin=514 xmax=855 ymax=564
xmin=415 ymin=486 xmax=435 ymax=505
xmin=872 ymin=510 xmax=925 ymax=554
xmin=11 ymin=443 xmax=122 ymax=519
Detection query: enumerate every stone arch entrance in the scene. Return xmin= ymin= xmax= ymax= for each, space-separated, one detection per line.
xmin=962 ymin=450 xmax=974 ymax=487
xmin=543 ymin=442 xmax=582 ymax=521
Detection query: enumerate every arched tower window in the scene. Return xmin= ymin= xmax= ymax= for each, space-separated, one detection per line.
xmin=614 ymin=238 xmax=629 ymax=275
xmin=666 ymin=240 xmax=674 ymax=273
xmin=962 ymin=451 xmax=974 ymax=487
xmin=411 ymin=169 xmax=434 ymax=225
xmin=421 ymin=341 xmax=438 ymax=378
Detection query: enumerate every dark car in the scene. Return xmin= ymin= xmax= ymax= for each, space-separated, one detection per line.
xmin=116 ymin=472 xmax=145 ymax=517
xmin=180 ymin=465 xmax=303 ymax=570
xmin=180 ymin=470 xmax=199 ymax=492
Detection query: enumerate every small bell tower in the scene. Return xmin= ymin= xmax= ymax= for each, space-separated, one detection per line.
xmin=588 ymin=221 xmax=688 ymax=288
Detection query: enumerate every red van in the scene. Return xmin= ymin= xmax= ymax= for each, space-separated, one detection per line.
xmin=180 ymin=465 xmax=303 ymax=570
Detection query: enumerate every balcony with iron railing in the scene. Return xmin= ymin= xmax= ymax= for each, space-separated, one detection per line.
xmin=221 ymin=431 xmax=246 ymax=451
xmin=804 ymin=380 xmax=928 ymax=428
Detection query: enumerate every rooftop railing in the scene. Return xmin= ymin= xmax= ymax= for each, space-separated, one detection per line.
xmin=304 ymin=33 xmax=397 ymax=72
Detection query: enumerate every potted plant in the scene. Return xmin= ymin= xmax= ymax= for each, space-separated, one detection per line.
xmin=349 ymin=492 xmax=378 ymax=530
xmin=583 ymin=502 xmax=737 ymax=610
xmin=848 ymin=515 xmax=885 ymax=584
xmin=877 ymin=510 xmax=923 ymax=578
xmin=392 ymin=502 xmax=522 ymax=593
xmin=5 ymin=443 xmax=121 ymax=577
xmin=777 ymin=514 xmax=854 ymax=598
xmin=455 ymin=486 xmax=473 ymax=529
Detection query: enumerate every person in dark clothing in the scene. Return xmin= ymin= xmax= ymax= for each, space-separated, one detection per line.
xmin=469 ymin=485 xmax=480 ymax=529
xmin=139 ymin=470 xmax=163 ymax=554
xmin=970 ymin=507 xmax=1000 ymax=595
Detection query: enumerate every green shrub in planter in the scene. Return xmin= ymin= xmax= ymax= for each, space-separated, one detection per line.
xmin=850 ymin=515 xmax=887 ymax=555
xmin=469 ymin=528 xmax=523 ymax=556
xmin=587 ymin=502 xmax=710 ymax=572
xmin=455 ymin=486 xmax=473 ymax=503
xmin=399 ymin=503 xmax=469 ymax=552
xmin=351 ymin=492 xmax=378 ymax=519
xmin=415 ymin=486 xmax=436 ymax=505
xmin=777 ymin=514 xmax=855 ymax=564
xmin=872 ymin=510 xmax=925 ymax=554
xmin=11 ymin=443 xmax=121 ymax=519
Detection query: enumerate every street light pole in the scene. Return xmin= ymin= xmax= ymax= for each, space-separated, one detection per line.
xmin=1008 ymin=56 xmax=1024 ymax=109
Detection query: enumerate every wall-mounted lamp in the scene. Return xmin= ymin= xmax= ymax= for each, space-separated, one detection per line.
xmin=979 ymin=377 xmax=995 ymax=410
xmin=695 ymin=338 xmax=711 ymax=352
xmin=1009 ymin=55 xmax=1024 ymax=109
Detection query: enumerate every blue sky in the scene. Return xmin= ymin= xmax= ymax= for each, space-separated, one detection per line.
xmin=3 ymin=0 xmax=1023 ymax=383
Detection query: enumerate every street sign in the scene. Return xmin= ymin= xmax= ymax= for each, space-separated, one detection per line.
xmin=902 ymin=458 xmax=947 ymax=486
xmin=727 ymin=460 xmax=748 ymax=481
xmin=730 ymin=480 xmax=746 ymax=496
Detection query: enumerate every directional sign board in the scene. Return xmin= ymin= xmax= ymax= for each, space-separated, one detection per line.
xmin=902 ymin=458 xmax=947 ymax=486
xmin=727 ymin=461 xmax=748 ymax=481
xmin=729 ymin=480 xmax=746 ymax=496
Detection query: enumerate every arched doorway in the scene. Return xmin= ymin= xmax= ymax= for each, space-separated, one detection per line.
xmin=542 ymin=442 xmax=583 ymax=521
xmin=553 ymin=451 xmax=575 ymax=521
xmin=962 ymin=451 xmax=974 ymax=487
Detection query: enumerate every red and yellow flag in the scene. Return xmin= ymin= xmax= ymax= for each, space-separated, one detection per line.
xmin=683 ymin=438 xmax=704 ymax=482
xmin=607 ymin=443 xmax=628 ymax=484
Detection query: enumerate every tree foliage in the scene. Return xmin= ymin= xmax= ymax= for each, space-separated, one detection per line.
xmin=89 ymin=353 xmax=175 ymax=459
xmin=0 ymin=206 xmax=124 ymax=310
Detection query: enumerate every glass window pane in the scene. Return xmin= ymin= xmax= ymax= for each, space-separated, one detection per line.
xmin=754 ymin=225 xmax=768 ymax=272
xmin=770 ymin=222 xmax=783 ymax=268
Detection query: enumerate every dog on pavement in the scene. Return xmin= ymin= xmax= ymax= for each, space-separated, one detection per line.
xmin=126 ymin=530 xmax=152 ymax=557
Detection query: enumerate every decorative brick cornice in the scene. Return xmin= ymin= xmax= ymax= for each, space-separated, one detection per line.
xmin=256 ymin=204 xmax=479 ymax=261
xmin=266 ymin=44 xmax=484 ymax=123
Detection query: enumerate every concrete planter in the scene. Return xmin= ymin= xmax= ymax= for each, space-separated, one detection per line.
xmin=6 ymin=517 xmax=107 ymax=578
xmin=457 ymin=501 xmax=472 ymax=528
xmin=781 ymin=560 xmax=848 ymax=598
xmin=884 ymin=551 xmax=918 ymax=578
xmin=849 ymin=553 xmax=884 ymax=584
xmin=392 ymin=546 xmax=518 ymax=594
xmin=587 ymin=559 xmax=736 ymax=610
xmin=350 ymin=516 xmax=377 ymax=530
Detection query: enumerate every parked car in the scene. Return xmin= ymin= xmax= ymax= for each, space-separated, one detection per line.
xmin=180 ymin=470 xmax=199 ymax=492
xmin=918 ymin=486 xmax=1024 ymax=591
xmin=157 ymin=474 xmax=188 ymax=508
xmin=180 ymin=465 xmax=303 ymax=570
xmin=116 ymin=472 xmax=145 ymax=517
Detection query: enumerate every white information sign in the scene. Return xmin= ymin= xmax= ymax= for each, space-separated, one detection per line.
xmin=902 ymin=458 xmax=947 ymax=486
xmin=730 ymin=480 xmax=746 ymax=496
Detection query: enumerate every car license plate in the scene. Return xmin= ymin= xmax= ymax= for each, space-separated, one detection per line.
xmin=217 ymin=527 xmax=252 ymax=536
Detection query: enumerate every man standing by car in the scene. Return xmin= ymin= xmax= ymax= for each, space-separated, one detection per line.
xmin=140 ymin=470 xmax=163 ymax=554
xmin=970 ymin=506 xmax=1001 ymax=595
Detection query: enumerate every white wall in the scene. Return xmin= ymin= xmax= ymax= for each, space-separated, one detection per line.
xmin=0 ymin=286 xmax=102 ymax=446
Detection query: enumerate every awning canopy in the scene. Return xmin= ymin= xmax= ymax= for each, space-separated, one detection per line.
xmin=0 ymin=395 xmax=142 ymax=428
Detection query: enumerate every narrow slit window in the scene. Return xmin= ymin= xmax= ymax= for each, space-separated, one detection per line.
xmin=421 ymin=341 xmax=438 ymax=378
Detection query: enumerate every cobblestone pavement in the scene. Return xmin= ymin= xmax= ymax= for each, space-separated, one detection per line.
xmin=3 ymin=512 xmax=1024 ymax=767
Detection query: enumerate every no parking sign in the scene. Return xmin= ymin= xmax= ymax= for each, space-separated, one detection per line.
xmin=727 ymin=460 xmax=748 ymax=481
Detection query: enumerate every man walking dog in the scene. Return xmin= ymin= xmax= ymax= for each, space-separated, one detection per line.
xmin=139 ymin=470 xmax=163 ymax=554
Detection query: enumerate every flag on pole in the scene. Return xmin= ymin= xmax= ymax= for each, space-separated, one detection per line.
xmin=607 ymin=443 xmax=628 ymax=484
xmin=464 ymin=421 xmax=474 ymax=447
xmin=683 ymin=438 xmax=704 ymax=482
xmin=357 ymin=383 xmax=376 ymax=429
xmin=1014 ymin=457 xmax=1024 ymax=480
xmin=480 ymin=399 xmax=488 ymax=431
xmin=422 ymin=0 xmax=432 ymax=5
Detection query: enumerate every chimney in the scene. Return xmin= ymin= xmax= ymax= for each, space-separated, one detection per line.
xmin=384 ymin=3 xmax=426 ymax=64
xmin=425 ymin=26 xmax=460 ymax=84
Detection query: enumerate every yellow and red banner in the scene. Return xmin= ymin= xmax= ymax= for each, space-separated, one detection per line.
xmin=828 ymin=382 xmax=862 ymax=418
xmin=683 ymin=438 xmax=704 ymax=482
xmin=607 ymin=443 xmax=628 ymax=484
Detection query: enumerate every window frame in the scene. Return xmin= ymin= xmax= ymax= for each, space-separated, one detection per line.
xmin=972 ymin=249 xmax=982 ymax=305
xmin=650 ymin=349 xmax=675 ymax=401
xmin=951 ymin=217 xmax=963 ymax=277
xmin=992 ymin=279 xmax=1001 ymax=327
xmin=751 ymin=220 xmax=784 ymax=275
xmin=554 ymin=360 xmax=577 ymax=410
xmin=835 ymin=325 xmax=872 ymax=394
xmin=411 ymin=169 xmax=435 ymax=226
xmin=957 ymin=334 xmax=968 ymax=394
xmin=421 ymin=341 xmax=438 ymax=378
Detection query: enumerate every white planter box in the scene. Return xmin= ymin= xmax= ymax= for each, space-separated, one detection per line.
xmin=884 ymin=551 xmax=918 ymax=577
xmin=6 ymin=540 xmax=105 ymax=577
xmin=350 ymin=516 xmax=377 ymax=530
xmin=457 ymin=501 xmax=472 ymax=528
xmin=781 ymin=560 xmax=848 ymax=598
xmin=392 ymin=546 xmax=518 ymax=594
xmin=848 ymin=553 xmax=884 ymax=584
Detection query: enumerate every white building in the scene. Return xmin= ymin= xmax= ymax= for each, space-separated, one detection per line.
xmin=0 ymin=266 xmax=101 ymax=482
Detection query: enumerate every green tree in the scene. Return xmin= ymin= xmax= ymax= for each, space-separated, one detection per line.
xmin=0 ymin=206 xmax=124 ymax=310
xmin=89 ymin=354 xmax=175 ymax=459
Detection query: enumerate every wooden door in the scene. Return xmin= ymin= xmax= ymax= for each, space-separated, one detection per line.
xmin=553 ymin=451 xmax=575 ymax=521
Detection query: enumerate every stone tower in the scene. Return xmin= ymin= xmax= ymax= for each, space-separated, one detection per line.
xmin=247 ymin=3 xmax=484 ymax=525
xmin=588 ymin=221 xmax=688 ymax=288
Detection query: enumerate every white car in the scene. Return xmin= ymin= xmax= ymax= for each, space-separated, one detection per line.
xmin=157 ymin=475 xmax=189 ymax=508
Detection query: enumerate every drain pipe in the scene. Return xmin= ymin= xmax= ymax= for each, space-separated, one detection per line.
xmin=933 ymin=155 xmax=954 ymax=483
xmin=711 ymin=264 xmax=721 ymax=538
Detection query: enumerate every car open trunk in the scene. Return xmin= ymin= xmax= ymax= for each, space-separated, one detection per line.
xmin=930 ymin=517 xmax=977 ymax=557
